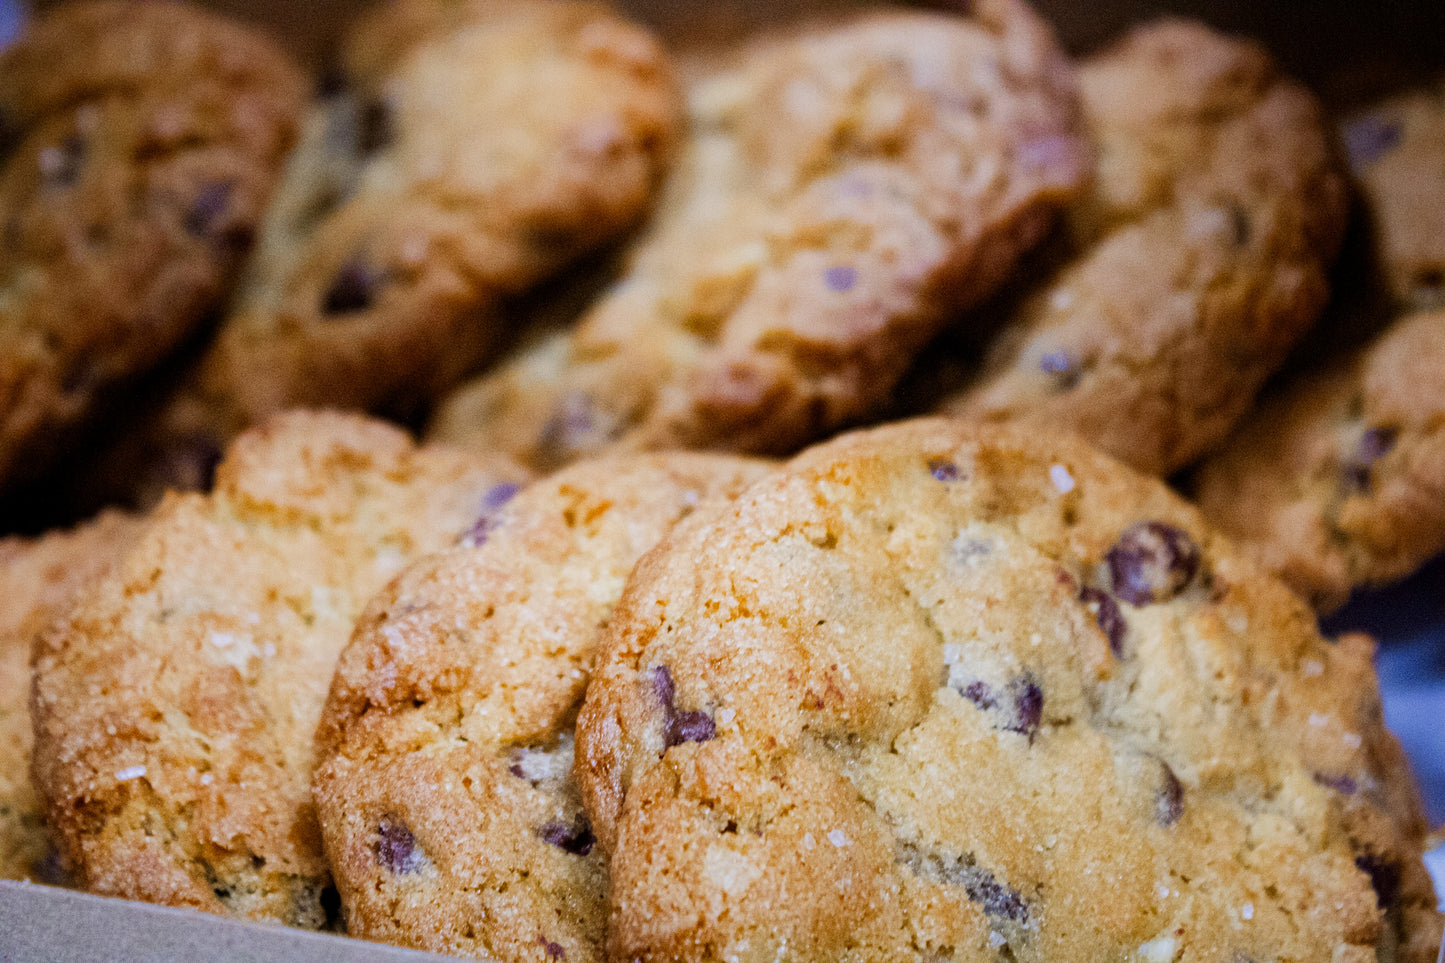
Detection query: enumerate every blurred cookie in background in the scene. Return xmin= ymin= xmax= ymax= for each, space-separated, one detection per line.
xmin=428 ymin=0 xmax=1090 ymax=471
xmin=0 ymin=0 xmax=306 ymax=491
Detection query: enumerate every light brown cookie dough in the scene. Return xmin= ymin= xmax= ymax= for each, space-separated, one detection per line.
xmin=1191 ymin=307 xmax=1445 ymax=613
xmin=1341 ymin=75 xmax=1445 ymax=311
xmin=0 ymin=0 xmax=305 ymax=490
xmin=576 ymin=418 xmax=1441 ymax=962
xmin=30 ymin=411 xmax=527 ymax=927
xmin=313 ymin=451 xmax=770 ymax=961
xmin=0 ymin=510 xmax=141 ymax=883
xmin=137 ymin=0 xmax=681 ymax=481
xmin=428 ymin=0 xmax=1088 ymax=472
xmin=928 ymin=19 xmax=1348 ymax=476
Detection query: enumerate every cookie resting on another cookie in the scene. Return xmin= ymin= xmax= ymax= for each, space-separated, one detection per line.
xmin=29 ymin=411 xmax=527 ymax=927
xmin=576 ymin=418 xmax=1442 ymax=962
xmin=0 ymin=0 xmax=305 ymax=489
xmin=140 ymin=0 xmax=681 ymax=479
xmin=313 ymin=451 xmax=771 ymax=961
xmin=428 ymin=0 xmax=1089 ymax=471
xmin=0 ymin=511 xmax=140 ymax=883
xmin=1191 ymin=307 xmax=1445 ymax=613
xmin=927 ymin=18 xmax=1347 ymax=476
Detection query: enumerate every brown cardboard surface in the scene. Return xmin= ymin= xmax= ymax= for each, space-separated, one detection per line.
xmin=0 ymin=880 xmax=465 ymax=962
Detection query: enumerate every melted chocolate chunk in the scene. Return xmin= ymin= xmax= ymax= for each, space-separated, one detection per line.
xmin=540 ymin=938 xmax=566 ymax=960
xmin=1155 ymin=763 xmax=1184 ymax=827
xmin=185 ymin=181 xmax=234 ymax=238
xmin=1313 ymin=771 xmax=1359 ymax=795
xmin=960 ymin=679 xmax=998 ymax=711
xmin=929 ymin=459 xmax=960 ymax=482
xmin=375 ymin=816 xmax=424 ymax=875
xmin=1355 ymin=851 xmax=1400 ymax=908
xmin=1006 ymin=677 xmax=1043 ymax=742
xmin=650 ymin=665 xmax=716 ymax=749
xmin=462 ymin=482 xmax=521 ymax=548
xmin=322 ymin=254 xmax=384 ymax=315
xmin=963 ymin=864 xmax=1030 ymax=923
xmin=161 ymin=433 xmax=224 ymax=493
xmin=1080 ymin=586 xmax=1126 ymax=656
xmin=1039 ymin=350 xmax=1080 ymax=390
xmin=539 ymin=816 xmax=595 ymax=856
xmin=897 ymin=843 xmax=1030 ymax=925
xmin=824 ymin=265 xmax=857 ymax=292
xmin=1106 ymin=521 xmax=1201 ymax=606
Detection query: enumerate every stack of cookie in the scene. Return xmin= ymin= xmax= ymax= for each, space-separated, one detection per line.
xmin=0 ymin=0 xmax=1442 ymax=960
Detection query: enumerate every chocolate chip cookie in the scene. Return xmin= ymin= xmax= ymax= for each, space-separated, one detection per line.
xmin=30 ymin=411 xmax=527 ymax=927
xmin=1191 ymin=307 xmax=1445 ymax=613
xmin=428 ymin=0 xmax=1089 ymax=471
xmin=0 ymin=0 xmax=305 ymax=489
xmin=312 ymin=451 xmax=770 ymax=961
xmin=147 ymin=0 xmax=681 ymax=464
xmin=0 ymin=510 xmax=140 ymax=883
xmin=576 ymin=418 xmax=1441 ymax=961
xmin=1341 ymin=75 xmax=1445 ymax=310
xmin=927 ymin=19 xmax=1348 ymax=476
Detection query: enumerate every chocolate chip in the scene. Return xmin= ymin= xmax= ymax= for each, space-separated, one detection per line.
xmin=0 ymin=108 xmax=22 ymax=163
xmin=375 ymin=816 xmax=425 ymax=875
xmin=316 ymin=69 xmax=348 ymax=99
xmin=1314 ymin=771 xmax=1358 ymax=795
xmin=322 ymin=254 xmax=384 ymax=314
xmin=358 ymin=98 xmax=394 ymax=155
xmin=537 ymin=393 xmax=601 ymax=466
xmin=823 ymin=265 xmax=857 ymax=292
xmin=896 ymin=844 xmax=1030 ymax=925
xmin=1355 ymin=851 xmax=1400 ymax=909
xmin=1106 ymin=521 xmax=1201 ymax=606
xmin=1006 ymin=677 xmax=1043 ymax=742
xmin=1155 ymin=763 xmax=1184 ymax=827
xmin=184 ymin=181 xmax=234 ymax=238
xmin=539 ymin=816 xmax=595 ymax=856
xmin=1038 ymin=350 xmax=1080 ymax=389
xmin=1228 ymin=204 xmax=1251 ymax=247
xmin=960 ymin=679 xmax=998 ymax=711
xmin=1080 ymin=587 xmax=1126 ymax=656
xmin=929 ymin=459 xmax=959 ymax=482
xmin=962 ymin=864 xmax=1029 ymax=923
xmin=1343 ymin=114 xmax=1402 ymax=169
xmin=40 ymin=133 xmax=85 ymax=188
xmin=540 ymin=938 xmax=566 ymax=960
xmin=650 ymin=665 xmax=716 ymax=749
xmin=161 ymin=434 xmax=224 ymax=493
xmin=461 ymin=482 xmax=521 ymax=548
xmin=1341 ymin=426 xmax=1398 ymax=495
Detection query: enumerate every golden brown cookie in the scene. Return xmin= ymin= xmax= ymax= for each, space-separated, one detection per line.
xmin=137 ymin=0 xmax=681 ymax=482
xmin=576 ymin=418 xmax=1441 ymax=961
xmin=0 ymin=510 xmax=141 ymax=883
xmin=1191 ymin=307 xmax=1445 ymax=613
xmin=0 ymin=0 xmax=305 ymax=489
xmin=428 ymin=0 xmax=1089 ymax=471
xmin=1341 ymin=76 xmax=1445 ymax=311
xmin=927 ymin=19 xmax=1348 ymax=475
xmin=30 ymin=411 xmax=527 ymax=927
xmin=313 ymin=452 xmax=771 ymax=961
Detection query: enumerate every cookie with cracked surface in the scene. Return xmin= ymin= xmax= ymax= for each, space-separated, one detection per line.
xmin=0 ymin=0 xmax=305 ymax=489
xmin=428 ymin=0 xmax=1088 ymax=471
xmin=145 ymin=0 xmax=680 ymax=465
xmin=1190 ymin=307 xmax=1445 ymax=613
xmin=1341 ymin=76 xmax=1445 ymax=311
xmin=0 ymin=510 xmax=141 ymax=883
xmin=575 ymin=418 xmax=1441 ymax=962
xmin=30 ymin=411 xmax=527 ymax=927
xmin=927 ymin=19 xmax=1347 ymax=476
xmin=312 ymin=451 xmax=770 ymax=961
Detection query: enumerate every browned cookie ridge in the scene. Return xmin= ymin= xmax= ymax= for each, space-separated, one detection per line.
xmin=30 ymin=411 xmax=527 ymax=927
xmin=928 ymin=19 xmax=1348 ymax=475
xmin=132 ymin=0 xmax=682 ymax=492
xmin=429 ymin=0 xmax=1089 ymax=471
xmin=1191 ymin=307 xmax=1445 ymax=613
xmin=313 ymin=451 xmax=770 ymax=961
xmin=0 ymin=0 xmax=305 ymax=489
xmin=576 ymin=418 xmax=1441 ymax=962
xmin=0 ymin=511 xmax=141 ymax=883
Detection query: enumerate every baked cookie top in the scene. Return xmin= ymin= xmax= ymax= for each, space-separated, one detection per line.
xmin=314 ymin=451 xmax=771 ymax=961
xmin=166 ymin=0 xmax=680 ymax=443
xmin=1342 ymin=75 xmax=1445 ymax=311
xmin=1192 ymin=307 xmax=1445 ymax=613
xmin=576 ymin=418 xmax=1441 ymax=962
xmin=30 ymin=411 xmax=526 ymax=927
xmin=931 ymin=18 xmax=1347 ymax=475
xmin=0 ymin=0 xmax=305 ymax=487
xmin=429 ymin=0 xmax=1088 ymax=471
xmin=0 ymin=510 xmax=140 ymax=883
